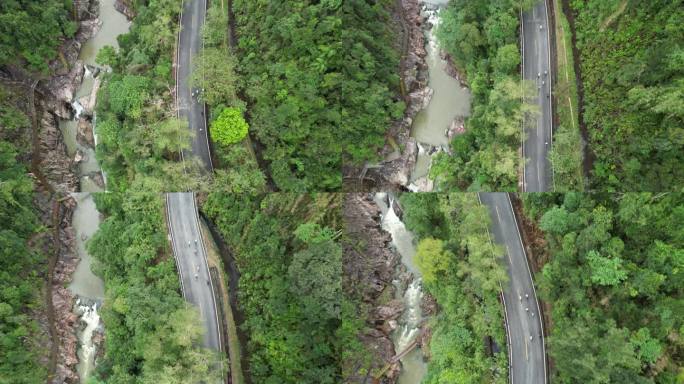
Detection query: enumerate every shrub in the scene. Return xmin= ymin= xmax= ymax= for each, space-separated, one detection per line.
xmin=211 ymin=108 xmax=248 ymax=146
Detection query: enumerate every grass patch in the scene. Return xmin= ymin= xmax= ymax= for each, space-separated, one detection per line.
xmin=549 ymin=0 xmax=584 ymax=191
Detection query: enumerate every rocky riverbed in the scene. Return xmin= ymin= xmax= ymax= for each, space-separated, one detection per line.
xmin=347 ymin=0 xmax=471 ymax=192
xmin=343 ymin=194 xmax=438 ymax=383
xmin=343 ymin=194 xmax=402 ymax=382
xmin=4 ymin=0 xmax=112 ymax=382
xmin=347 ymin=0 xmax=428 ymax=191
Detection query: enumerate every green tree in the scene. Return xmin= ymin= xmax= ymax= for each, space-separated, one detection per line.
xmin=586 ymin=250 xmax=628 ymax=286
xmin=415 ymin=238 xmax=452 ymax=284
xmin=191 ymin=48 xmax=240 ymax=109
xmin=0 ymin=0 xmax=76 ymax=72
xmin=211 ymin=108 xmax=248 ymax=146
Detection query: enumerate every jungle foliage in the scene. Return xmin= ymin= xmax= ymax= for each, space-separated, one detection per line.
xmin=523 ymin=192 xmax=684 ymax=382
xmin=193 ymin=2 xmax=265 ymax=193
xmin=400 ymin=193 xmax=509 ymax=383
xmin=0 ymin=0 xmax=77 ymax=73
xmin=94 ymin=0 xmax=209 ymax=192
xmin=202 ymin=193 xmax=344 ymax=383
xmin=569 ymin=0 xmax=684 ymax=190
xmin=87 ymin=192 xmax=224 ymax=383
xmin=431 ymin=0 xmax=537 ymax=191
xmin=0 ymin=89 xmax=47 ymax=383
xmin=232 ymin=0 xmax=404 ymax=191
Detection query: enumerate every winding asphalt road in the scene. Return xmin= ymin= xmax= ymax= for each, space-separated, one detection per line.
xmin=166 ymin=192 xmax=221 ymax=352
xmin=522 ymin=1 xmax=553 ymax=192
xmin=177 ymin=0 xmax=212 ymax=171
xmin=479 ymin=193 xmax=546 ymax=384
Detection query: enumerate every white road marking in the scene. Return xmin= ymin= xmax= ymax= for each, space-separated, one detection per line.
xmin=537 ymin=167 xmax=542 ymax=188
xmin=495 ymin=205 xmax=502 ymax=223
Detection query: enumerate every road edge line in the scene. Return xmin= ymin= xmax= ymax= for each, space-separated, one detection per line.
xmin=165 ymin=193 xmax=187 ymax=297
xmin=506 ymin=193 xmax=547 ymax=384
xmin=477 ymin=193 xmax=514 ymax=384
xmin=520 ymin=5 xmax=526 ymax=192
xmin=192 ymin=193 xmax=224 ymax=356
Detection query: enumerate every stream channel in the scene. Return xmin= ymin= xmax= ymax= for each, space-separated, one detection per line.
xmin=374 ymin=193 xmax=428 ymax=383
xmin=61 ymin=1 xmax=131 ymax=381
xmin=409 ymin=0 xmax=471 ymax=190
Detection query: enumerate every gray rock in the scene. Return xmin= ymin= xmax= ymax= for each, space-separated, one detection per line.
xmin=76 ymin=118 xmax=95 ymax=148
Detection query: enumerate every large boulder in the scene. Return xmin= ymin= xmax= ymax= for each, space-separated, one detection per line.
xmin=76 ymin=118 xmax=95 ymax=148
xmin=374 ymin=299 xmax=406 ymax=322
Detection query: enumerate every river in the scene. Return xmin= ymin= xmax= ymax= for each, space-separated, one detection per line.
xmin=62 ymin=0 xmax=131 ymax=381
xmin=59 ymin=0 xmax=130 ymax=192
xmin=68 ymin=193 xmax=105 ymax=381
xmin=374 ymin=193 xmax=428 ymax=383
xmin=409 ymin=0 xmax=471 ymax=188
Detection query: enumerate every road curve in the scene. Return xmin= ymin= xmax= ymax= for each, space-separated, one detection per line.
xmin=522 ymin=1 xmax=553 ymax=192
xmin=177 ymin=0 xmax=212 ymax=171
xmin=479 ymin=193 xmax=546 ymax=384
xmin=166 ymin=192 xmax=221 ymax=351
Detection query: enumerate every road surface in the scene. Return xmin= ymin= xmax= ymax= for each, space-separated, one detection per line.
xmin=166 ymin=192 xmax=221 ymax=351
xmin=479 ymin=193 xmax=546 ymax=384
xmin=522 ymin=1 xmax=553 ymax=191
xmin=177 ymin=0 xmax=212 ymax=171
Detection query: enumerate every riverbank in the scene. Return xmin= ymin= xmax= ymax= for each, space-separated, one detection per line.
xmin=342 ymin=194 xmax=437 ymax=383
xmin=343 ymin=194 xmax=402 ymax=382
xmin=363 ymin=0 xmax=471 ymax=192
xmin=374 ymin=194 xmax=435 ymax=383
xmin=359 ymin=0 xmax=427 ymax=190
xmin=12 ymin=0 xmax=105 ymax=381
xmin=10 ymin=0 xmax=131 ymax=381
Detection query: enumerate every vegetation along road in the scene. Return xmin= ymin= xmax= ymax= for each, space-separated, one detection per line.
xmin=480 ymin=192 xmax=546 ymax=384
xmin=522 ymin=1 xmax=554 ymax=192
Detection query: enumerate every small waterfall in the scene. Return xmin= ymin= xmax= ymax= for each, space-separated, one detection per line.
xmin=75 ymin=298 xmax=102 ymax=381
xmin=396 ymin=279 xmax=424 ymax=351
xmin=407 ymin=1 xmax=471 ymax=186
xmin=375 ymin=193 xmax=428 ymax=382
xmin=72 ymin=100 xmax=85 ymax=120
xmin=84 ymin=65 xmax=92 ymax=78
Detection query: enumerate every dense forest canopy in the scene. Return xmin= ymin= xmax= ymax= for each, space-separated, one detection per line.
xmin=0 ymin=88 xmax=47 ymax=383
xmin=233 ymin=0 xmax=404 ymax=191
xmin=570 ymin=0 xmax=684 ymax=190
xmin=524 ymin=192 xmax=683 ymax=382
xmin=0 ymin=0 xmax=76 ymax=73
xmin=203 ymin=193 xmax=343 ymax=382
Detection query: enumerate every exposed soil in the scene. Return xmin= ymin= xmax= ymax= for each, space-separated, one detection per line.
xmin=560 ymin=0 xmax=595 ymax=181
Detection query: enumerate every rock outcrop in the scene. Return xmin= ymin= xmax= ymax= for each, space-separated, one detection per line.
xmin=26 ymin=1 xmax=101 ymax=382
xmin=77 ymin=117 xmax=95 ymax=148
xmin=114 ymin=0 xmax=136 ymax=20
xmin=39 ymin=111 xmax=79 ymax=193
xmin=343 ymin=194 xmax=401 ymax=383
xmin=353 ymin=0 xmax=429 ymax=191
